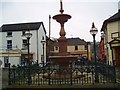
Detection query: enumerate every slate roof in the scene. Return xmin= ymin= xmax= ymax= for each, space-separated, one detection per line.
xmin=0 ymin=22 xmax=46 ymax=33
xmin=67 ymin=38 xmax=87 ymax=45
xmin=53 ymin=38 xmax=87 ymax=46
xmin=101 ymin=10 xmax=120 ymax=31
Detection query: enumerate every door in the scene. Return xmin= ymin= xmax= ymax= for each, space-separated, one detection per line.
xmin=115 ymin=47 xmax=120 ymax=67
xmin=4 ymin=57 xmax=9 ymax=67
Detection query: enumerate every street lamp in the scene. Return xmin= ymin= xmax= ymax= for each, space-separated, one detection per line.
xmin=90 ymin=22 xmax=99 ymax=83
xmin=25 ymin=30 xmax=32 ymax=85
xmin=41 ymin=37 xmax=46 ymax=67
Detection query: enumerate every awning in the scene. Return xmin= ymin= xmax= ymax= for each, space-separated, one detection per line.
xmin=108 ymin=39 xmax=120 ymax=49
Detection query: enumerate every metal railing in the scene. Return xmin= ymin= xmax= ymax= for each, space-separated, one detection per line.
xmin=8 ymin=60 xmax=116 ymax=86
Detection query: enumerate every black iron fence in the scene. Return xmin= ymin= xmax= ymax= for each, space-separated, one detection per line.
xmin=8 ymin=60 xmax=116 ymax=85
xmin=96 ymin=61 xmax=116 ymax=83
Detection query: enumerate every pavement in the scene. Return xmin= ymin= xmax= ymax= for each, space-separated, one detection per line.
xmin=1 ymin=83 xmax=119 ymax=89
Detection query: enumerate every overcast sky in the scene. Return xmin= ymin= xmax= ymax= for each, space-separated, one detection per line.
xmin=1 ymin=0 xmax=120 ymax=41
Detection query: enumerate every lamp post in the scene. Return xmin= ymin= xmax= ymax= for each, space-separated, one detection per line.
xmin=25 ymin=30 xmax=32 ymax=85
xmin=90 ymin=22 xmax=99 ymax=83
xmin=41 ymin=37 xmax=46 ymax=67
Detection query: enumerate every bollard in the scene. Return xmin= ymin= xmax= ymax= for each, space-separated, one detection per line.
xmin=8 ymin=63 xmax=11 ymax=85
xmin=69 ymin=61 xmax=72 ymax=85
xmin=0 ymin=60 xmax=2 ymax=90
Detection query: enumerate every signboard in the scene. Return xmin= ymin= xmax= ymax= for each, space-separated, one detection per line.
xmin=111 ymin=32 xmax=119 ymax=39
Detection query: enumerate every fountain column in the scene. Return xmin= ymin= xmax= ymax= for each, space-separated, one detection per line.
xmin=53 ymin=0 xmax=71 ymax=55
xmin=49 ymin=0 xmax=77 ymax=67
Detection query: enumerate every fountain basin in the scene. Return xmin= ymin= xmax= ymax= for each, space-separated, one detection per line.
xmin=49 ymin=55 xmax=77 ymax=68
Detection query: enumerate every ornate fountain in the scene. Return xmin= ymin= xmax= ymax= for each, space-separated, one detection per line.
xmin=49 ymin=0 xmax=77 ymax=68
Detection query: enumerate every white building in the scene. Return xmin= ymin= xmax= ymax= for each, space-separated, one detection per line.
xmin=101 ymin=5 xmax=120 ymax=66
xmin=0 ymin=22 xmax=46 ymax=67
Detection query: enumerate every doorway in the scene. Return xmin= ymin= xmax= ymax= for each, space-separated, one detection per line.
xmin=115 ymin=46 xmax=120 ymax=67
xmin=4 ymin=57 xmax=9 ymax=67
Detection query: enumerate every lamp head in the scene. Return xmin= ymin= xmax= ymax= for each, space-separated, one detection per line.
xmin=90 ymin=22 xmax=98 ymax=36
xmin=25 ymin=31 xmax=32 ymax=39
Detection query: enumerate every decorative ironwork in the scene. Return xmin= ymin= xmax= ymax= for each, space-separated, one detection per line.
xmin=8 ymin=60 xmax=116 ymax=85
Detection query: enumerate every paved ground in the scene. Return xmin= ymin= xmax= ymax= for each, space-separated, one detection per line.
xmin=1 ymin=84 xmax=120 ymax=90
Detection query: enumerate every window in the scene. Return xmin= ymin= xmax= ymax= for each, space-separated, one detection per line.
xmin=75 ymin=46 xmax=78 ymax=50
xmin=22 ymin=39 xmax=27 ymax=49
xmin=55 ymin=46 xmax=58 ymax=50
xmin=7 ymin=40 xmax=12 ymax=49
xmin=22 ymin=31 xmax=26 ymax=36
xmin=4 ymin=57 xmax=9 ymax=67
xmin=21 ymin=54 xmax=27 ymax=65
xmin=85 ymin=45 xmax=88 ymax=50
xmin=7 ymin=32 xmax=12 ymax=37
xmin=42 ymin=36 xmax=44 ymax=40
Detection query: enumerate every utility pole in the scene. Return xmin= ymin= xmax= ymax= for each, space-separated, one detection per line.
xmin=48 ymin=15 xmax=51 ymax=61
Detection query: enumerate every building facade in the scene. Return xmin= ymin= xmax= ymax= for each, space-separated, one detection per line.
xmin=101 ymin=8 xmax=120 ymax=67
xmin=0 ymin=22 xmax=46 ymax=67
xmin=51 ymin=38 xmax=91 ymax=60
xmin=46 ymin=37 xmax=55 ymax=61
xmin=90 ymin=42 xmax=100 ymax=61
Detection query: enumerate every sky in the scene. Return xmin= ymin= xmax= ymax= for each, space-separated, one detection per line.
xmin=0 ymin=0 xmax=120 ymax=42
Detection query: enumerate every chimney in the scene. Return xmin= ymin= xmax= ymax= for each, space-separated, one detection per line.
xmin=118 ymin=1 xmax=120 ymax=12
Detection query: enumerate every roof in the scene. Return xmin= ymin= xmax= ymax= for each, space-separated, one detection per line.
xmin=54 ymin=38 xmax=87 ymax=46
xmin=106 ymin=10 xmax=120 ymax=22
xmin=0 ymin=22 xmax=46 ymax=33
xmin=101 ymin=10 xmax=120 ymax=31
xmin=67 ymin=38 xmax=87 ymax=45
